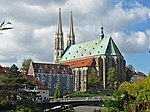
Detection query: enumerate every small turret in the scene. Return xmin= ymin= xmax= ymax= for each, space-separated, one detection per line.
xmin=100 ymin=25 xmax=104 ymax=40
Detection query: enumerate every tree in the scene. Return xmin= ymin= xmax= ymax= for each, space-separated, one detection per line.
xmin=107 ymin=67 xmax=118 ymax=89
xmin=126 ymin=64 xmax=134 ymax=71
xmin=21 ymin=59 xmax=32 ymax=75
xmin=0 ymin=64 xmax=40 ymax=111
xmin=54 ymin=87 xmax=63 ymax=99
xmin=88 ymin=67 xmax=101 ymax=90
xmin=108 ymin=70 xmax=150 ymax=112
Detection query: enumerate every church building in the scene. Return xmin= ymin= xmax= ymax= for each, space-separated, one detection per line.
xmin=54 ymin=8 xmax=126 ymax=92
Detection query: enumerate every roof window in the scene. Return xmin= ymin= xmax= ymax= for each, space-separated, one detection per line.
xmin=79 ymin=46 xmax=81 ymax=48
xmin=101 ymin=46 xmax=103 ymax=48
xmin=81 ymin=54 xmax=83 ymax=56
xmin=98 ymin=51 xmax=100 ymax=53
xmin=73 ymin=56 xmax=75 ymax=58
xmin=84 ymin=49 xmax=86 ymax=51
xmin=69 ymin=52 xmax=70 ymax=54
xmin=65 ymin=57 xmax=67 ymax=59
xmin=76 ymin=51 xmax=78 ymax=53
xmin=93 ymin=47 xmax=95 ymax=49
xmin=89 ymin=53 xmax=91 ymax=55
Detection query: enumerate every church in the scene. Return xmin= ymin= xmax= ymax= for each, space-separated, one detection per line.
xmin=28 ymin=8 xmax=126 ymax=94
xmin=54 ymin=8 xmax=126 ymax=92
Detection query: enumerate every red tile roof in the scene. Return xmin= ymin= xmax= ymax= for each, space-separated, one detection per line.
xmin=26 ymin=75 xmax=49 ymax=90
xmin=0 ymin=65 xmax=9 ymax=74
xmin=133 ymin=70 xmax=147 ymax=77
xmin=60 ymin=57 xmax=96 ymax=68
xmin=31 ymin=62 xmax=73 ymax=74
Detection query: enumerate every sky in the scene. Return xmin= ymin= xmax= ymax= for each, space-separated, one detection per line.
xmin=0 ymin=0 xmax=149 ymax=74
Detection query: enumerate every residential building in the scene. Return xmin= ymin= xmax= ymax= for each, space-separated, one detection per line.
xmin=26 ymin=75 xmax=50 ymax=103
xmin=28 ymin=62 xmax=74 ymax=96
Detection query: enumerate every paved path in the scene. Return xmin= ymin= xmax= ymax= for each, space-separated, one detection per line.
xmin=64 ymin=106 xmax=107 ymax=112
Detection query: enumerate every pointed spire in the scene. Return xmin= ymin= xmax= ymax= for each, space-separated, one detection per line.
xmin=57 ymin=8 xmax=63 ymax=35
xmin=68 ymin=11 xmax=75 ymax=37
xmin=100 ymin=25 xmax=104 ymax=40
xmin=54 ymin=8 xmax=64 ymax=63
xmin=66 ymin=11 xmax=75 ymax=49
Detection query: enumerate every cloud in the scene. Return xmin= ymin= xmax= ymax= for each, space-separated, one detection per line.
xmin=0 ymin=0 xmax=150 ymax=68
xmin=112 ymin=31 xmax=149 ymax=54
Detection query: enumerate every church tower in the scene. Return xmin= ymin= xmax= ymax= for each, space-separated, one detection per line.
xmin=54 ymin=8 xmax=64 ymax=63
xmin=66 ymin=11 xmax=75 ymax=49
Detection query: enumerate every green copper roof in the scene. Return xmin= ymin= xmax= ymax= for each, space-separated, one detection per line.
xmin=60 ymin=36 xmax=123 ymax=62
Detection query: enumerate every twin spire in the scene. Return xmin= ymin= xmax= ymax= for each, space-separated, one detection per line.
xmin=54 ymin=8 xmax=75 ymax=63
xmin=54 ymin=8 xmax=105 ymax=63
xmin=56 ymin=8 xmax=75 ymax=49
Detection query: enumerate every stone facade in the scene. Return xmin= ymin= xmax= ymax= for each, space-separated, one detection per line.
xmin=53 ymin=9 xmax=126 ymax=92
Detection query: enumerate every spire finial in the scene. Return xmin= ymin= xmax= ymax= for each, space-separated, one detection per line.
xmin=66 ymin=11 xmax=75 ymax=49
xmin=57 ymin=8 xmax=63 ymax=35
xmin=100 ymin=21 xmax=104 ymax=40
xmin=69 ymin=10 xmax=74 ymax=37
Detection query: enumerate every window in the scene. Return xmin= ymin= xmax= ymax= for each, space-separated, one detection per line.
xmin=54 ymin=84 xmax=59 ymax=88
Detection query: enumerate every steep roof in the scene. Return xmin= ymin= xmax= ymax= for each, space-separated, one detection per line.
xmin=61 ymin=57 xmax=96 ymax=69
xmin=0 ymin=65 xmax=9 ymax=74
xmin=26 ymin=75 xmax=49 ymax=90
xmin=60 ymin=36 xmax=123 ymax=62
xmin=30 ymin=62 xmax=73 ymax=74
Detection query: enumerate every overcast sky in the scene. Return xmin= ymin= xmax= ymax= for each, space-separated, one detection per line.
xmin=0 ymin=0 xmax=150 ymax=74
